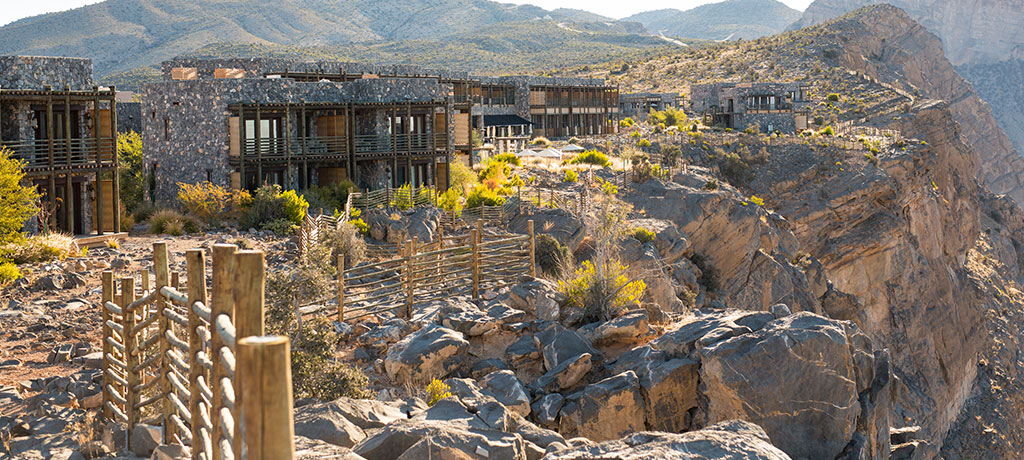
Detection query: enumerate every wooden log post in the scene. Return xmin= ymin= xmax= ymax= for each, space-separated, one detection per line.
xmin=470 ymin=229 xmax=480 ymax=300
xmin=171 ymin=272 xmax=180 ymax=290
xmin=185 ymin=249 xmax=208 ymax=460
xmin=528 ymin=220 xmax=537 ymax=278
xmin=233 ymin=249 xmax=265 ymax=456
xmin=237 ymin=336 xmax=295 ymax=460
xmin=120 ymin=276 xmax=139 ymax=444
xmin=141 ymin=270 xmax=150 ymax=294
xmin=153 ymin=242 xmax=172 ymax=444
xmin=406 ymin=237 xmax=417 ymax=318
xmin=210 ymin=244 xmax=237 ymax=460
xmin=100 ymin=271 xmax=115 ymax=420
xmin=337 ymin=255 xmax=345 ymax=321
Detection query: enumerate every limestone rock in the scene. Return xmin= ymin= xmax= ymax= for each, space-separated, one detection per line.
xmin=294 ymin=401 xmax=369 ymax=448
xmin=131 ymin=424 xmax=162 ymax=457
xmin=294 ymin=435 xmax=367 ymax=460
xmin=353 ymin=419 xmax=528 ymax=460
xmin=576 ymin=371 xmax=646 ymax=442
xmin=534 ymin=325 xmax=599 ymax=371
xmin=510 ymin=208 xmax=585 ymax=251
xmin=584 ymin=311 xmax=648 ymax=346
xmin=385 ymin=324 xmax=468 ymax=384
xmin=478 ymin=370 xmax=532 ymax=417
xmin=640 ymin=358 xmax=700 ymax=433
xmin=542 ymin=420 xmax=792 ymax=459
xmin=533 ymin=352 xmax=592 ymax=392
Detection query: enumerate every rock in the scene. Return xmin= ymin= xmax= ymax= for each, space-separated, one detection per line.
xmin=542 ymin=420 xmax=792 ymax=459
xmin=439 ymin=303 xmax=497 ymax=337
xmin=699 ymin=313 xmax=872 ymax=460
xmin=131 ymin=424 xmax=163 ymax=457
xmin=508 ymin=278 xmax=564 ymax=321
xmin=294 ymin=401 xmax=369 ymax=448
xmin=533 ymin=353 xmax=592 ymax=392
xmin=470 ymin=359 xmax=509 ymax=379
xmin=310 ymin=397 xmax=410 ymax=431
xmin=576 ymin=371 xmax=646 ymax=442
xmin=769 ymin=303 xmax=791 ymax=318
xmin=80 ymin=352 xmax=103 ymax=369
xmin=531 ymin=393 xmax=564 ymax=428
xmin=150 ymin=444 xmax=189 ymax=459
xmin=506 ymin=334 xmax=540 ymax=362
xmin=47 ymin=344 xmax=73 ymax=364
xmin=510 ymin=208 xmax=585 ymax=251
xmin=79 ymin=440 xmax=110 ymax=459
xmin=584 ymin=312 xmax=648 ymax=345
xmin=353 ymin=419 xmax=528 ymax=460
xmin=640 ymin=358 xmax=700 ymax=433
xmin=0 ymin=358 xmax=22 ymax=369
xmin=294 ymin=435 xmax=367 ymax=460
xmin=534 ymin=325 xmax=599 ymax=371
xmin=486 ymin=304 xmax=528 ymax=325
xmin=652 ymin=310 xmax=773 ymax=360
xmin=384 ymin=325 xmax=469 ymax=384
xmin=478 ymin=370 xmax=532 ymax=417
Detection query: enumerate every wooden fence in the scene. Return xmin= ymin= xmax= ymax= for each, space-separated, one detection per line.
xmin=350 ymin=185 xmax=437 ymax=210
xmin=301 ymin=220 xmax=536 ymax=322
xmin=101 ymin=242 xmax=295 ymax=460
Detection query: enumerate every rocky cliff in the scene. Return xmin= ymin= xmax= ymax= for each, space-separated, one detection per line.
xmin=791 ymin=1 xmax=1024 ymax=204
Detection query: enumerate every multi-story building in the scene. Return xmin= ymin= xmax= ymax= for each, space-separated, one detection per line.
xmin=690 ymin=82 xmax=811 ymax=133
xmin=142 ymin=58 xmax=620 ymax=202
xmin=0 ymin=56 xmax=119 ymax=235
xmin=619 ymin=92 xmax=684 ymax=118
xmin=143 ymin=58 xmax=464 ymax=203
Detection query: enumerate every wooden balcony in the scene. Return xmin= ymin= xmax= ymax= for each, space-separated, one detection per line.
xmin=234 ymin=133 xmax=448 ymax=164
xmin=2 ymin=137 xmax=116 ymax=174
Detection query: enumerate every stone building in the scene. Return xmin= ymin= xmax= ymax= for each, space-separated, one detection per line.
xmin=690 ymin=82 xmax=811 ymax=133
xmin=144 ymin=58 xmax=462 ymax=203
xmin=0 ymin=56 xmax=119 ymax=235
xmin=619 ymin=92 xmax=685 ymax=118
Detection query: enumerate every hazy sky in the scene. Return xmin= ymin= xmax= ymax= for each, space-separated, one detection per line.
xmin=0 ymin=0 xmax=813 ymax=27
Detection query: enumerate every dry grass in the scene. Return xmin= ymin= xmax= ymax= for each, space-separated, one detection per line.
xmin=2 ymin=232 xmax=80 ymax=264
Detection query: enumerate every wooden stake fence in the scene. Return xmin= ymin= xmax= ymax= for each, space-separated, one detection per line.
xmin=101 ymin=242 xmax=295 ymax=460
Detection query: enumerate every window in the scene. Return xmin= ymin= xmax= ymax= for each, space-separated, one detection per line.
xmin=214 ymin=68 xmax=245 ymax=79
xmin=171 ymin=67 xmax=197 ymax=80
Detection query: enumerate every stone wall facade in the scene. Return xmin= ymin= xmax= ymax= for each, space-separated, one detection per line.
xmin=0 ymin=56 xmax=93 ymax=90
xmin=690 ymin=82 xmax=809 ymax=133
xmin=142 ymin=73 xmax=454 ymax=203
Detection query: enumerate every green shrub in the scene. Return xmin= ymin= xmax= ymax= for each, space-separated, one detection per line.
xmin=718 ymin=152 xmax=751 ymax=185
xmin=563 ymin=170 xmax=579 ymax=183
xmin=390 ymin=183 xmax=415 ymax=210
xmin=530 ymin=137 xmax=551 ymax=147
xmin=703 ymin=178 xmax=720 ymax=190
xmin=132 ymin=201 xmax=157 ymax=223
xmin=117 ymin=131 xmax=145 ymax=213
xmin=0 ymin=147 xmax=39 ymax=243
xmin=2 ymin=233 xmax=79 ymax=264
xmin=304 ymin=180 xmax=358 ymax=213
xmin=437 ymin=188 xmax=464 ymax=213
xmin=261 ymin=218 xmax=299 ymax=236
xmin=291 ymin=316 xmax=371 ymax=400
xmin=241 ymin=184 xmax=309 ymax=230
xmin=508 ymin=174 xmax=525 ymax=188
xmin=492 ymin=152 xmax=522 ymax=167
xmin=820 ymin=126 xmax=835 ymax=136
xmin=320 ymin=221 xmax=367 ymax=267
xmin=535 ymin=234 xmax=571 ymax=277
xmin=660 ymin=145 xmax=682 ymax=167
xmin=449 ymin=161 xmax=478 ymax=194
xmin=630 ymin=227 xmax=656 ymax=244
xmin=478 ymin=160 xmax=511 ymax=183
xmin=0 ymin=262 xmax=20 ymax=286
xmin=826 ymin=93 xmax=840 ymax=102
xmin=566 ymin=150 xmax=611 ymax=168
xmin=176 ymin=181 xmax=250 ymax=226
xmin=466 ymin=186 xmax=505 ymax=208
xmin=647 ymin=107 xmax=687 ymax=128
xmin=638 ymin=139 xmax=652 ymax=148
xmin=749 ymin=195 xmax=765 ymax=206
xmin=600 ymin=181 xmax=618 ymax=195
xmin=560 ymin=260 xmax=646 ymax=325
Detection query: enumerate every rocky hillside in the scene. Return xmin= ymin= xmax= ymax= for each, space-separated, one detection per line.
xmin=624 ymin=0 xmax=802 ymax=40
xmin=789 ymin=0 xmax=1024 ymax=201
xmin=0 ymin=0 xmax=662 ymax=80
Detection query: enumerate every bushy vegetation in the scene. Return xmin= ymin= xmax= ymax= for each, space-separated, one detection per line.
xmin=176 ymin=181 xmax=251 ymax=226
xmin=660 ymin=144 xmax=682 ymax=167
xmin=0 ymin=147 xmax=43 ymax=284
xmin=630 ymin=227 xmax=656 ymax=244
xmin=563 ymin=169 xmax=579 ymax=183
xmin=117 ymin=131 xmax=145 ymax=213
xmin=619 ymin=117 xmax=635 ymax=129
xmin=2 ymin=233 xmax=80 ymax=264
xmin=466 ymin=186 xmax=505 ymax=208
xmin=320 ymin=221 xmax=367 ymax=267
xmin=491 ymin=152 xmax=522 ymax=166
xmin=449 ymin=161 xmax=478 ymax=194
xmin=535 ymin=234 xmax=571 ymax=277
xmin=303 ymin=180 xmax=358 ymax=214
xmin=647 ymin=106 xmax=687 ymax=129
xmin=149 ymin=210 xmax=201 ymax=236
xmin=426 ymin=379 xmax=453 ymax=406
xmin=560 ymin=260 xmax=646 ymax=324
xmin=530 ymin=136 xmax=551 ymax=147
xmin=240 ymin=184 xmax=309 ymax=231
xmin=717 ymin=152 xmax=752 ymax=185
xmin=566 ymin=150 xmax=611 ymax=168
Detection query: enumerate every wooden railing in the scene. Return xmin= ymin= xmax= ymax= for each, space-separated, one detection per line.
xmin=302 ymin=220 xmax=536 ymax=322
xmin=238 ymin=133 xmax=447 ymax=160
xmin=101 ymin=242 xmax=295 ymax=460
xmin=350 ymin=185 xmax=438 ymax=210
xmin=2 ymin=137 xmax=116 ymax=171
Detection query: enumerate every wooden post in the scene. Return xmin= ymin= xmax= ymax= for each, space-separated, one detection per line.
xmin=185 ymin=249 xmax=208 ymax=460
xmin=239 ymin=104 xmax=246 ymax=190
xmin=210 ymin=244 xmax=237 ymax=460
xmin=109 ymin=88 xmax=120 ymax=234
xmin=94 ymin=91 xmax=104 ymax=235
xmin=237 ymin=336 xmax=295 ymax=460
xmin=120 ymin=276 xmax=139 ymax=445
xmin=233 ymin=249 xmax=265 ymax=457
xmin=528 ymin=220 xmax=536 ymax=277
xmin=470 ymin=229 xmax=480 ymax=300
xmin=152 ymin=242 xmax=172 ymax=443
xmin=171 ymin=272 xmax=180 ymax=290
xmin=299 ymin=101 xmax=307 ymax=189
xmin=406 ymin=237 xmax=417 ymax=318
xmin=337 ymin=254 xmax=345 ymax=321
xmin=46 ymin=90 xmax=56 ymax=231
xmin=476 ymin=219 xmax=483 ymax=242
xmin=100 ymin=271 xmax=114 ymax=420
xmin=255 ymin=102 xmax=263 ymax=185
xmin=64 ymin=89 xmax=73 ymax=231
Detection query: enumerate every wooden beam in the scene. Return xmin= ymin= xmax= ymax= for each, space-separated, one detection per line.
xmin=299 ymin=101 xmax=307 ymax=189
xmin=46 ymin=89 xmax=55 ymax=231
xmin=110 ymin=88 xmax=119 ymax=233
xmin=185 ymin=250 xmax=208 ymax=460
xmin=284 ymin=101 xmax=292 ymax=189
xmin=239 ymin=104 xmax=246 ymax=190
xmin=64 ymin=89 xmax=73 ymax=232
xmin=255 ymin=101 xmax=263 ymax=185
xmin=94 ymin=89 xmax=103 ymax=235
xmin=237 ymin=336 xmax=295 ymax=460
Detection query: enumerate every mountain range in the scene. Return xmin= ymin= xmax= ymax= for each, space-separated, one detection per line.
xmin=624 ymin=0 xmax=801 ymax=41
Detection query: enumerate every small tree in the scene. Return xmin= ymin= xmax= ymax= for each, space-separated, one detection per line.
xmin=567 ymin=150 xmax=611 ymax=169
xmin=0 ymin=147 xmax=39 ymax=244
xmin=118 ymin=131 xmax=145 ymax=213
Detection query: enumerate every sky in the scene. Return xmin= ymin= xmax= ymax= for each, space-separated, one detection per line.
xmin=0 ymin=0 xmax=813 ymax=26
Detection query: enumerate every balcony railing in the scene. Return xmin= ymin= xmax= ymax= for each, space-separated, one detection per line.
xmin=2 ymin=137 xmax=116 ymax=171
xmin=239 ymin=133 xmax=448 ymax=159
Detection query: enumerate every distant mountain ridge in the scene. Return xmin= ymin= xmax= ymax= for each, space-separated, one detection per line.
xmin=0 ymin=0 xmax=648 ymax=79
xmin=625 ymin=0 xmax=802 ymax=40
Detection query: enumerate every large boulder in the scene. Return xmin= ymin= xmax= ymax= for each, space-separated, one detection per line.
xmin=508 ymin=278 xmax=564 ymax=321
xmin=533 ymin=352 xmax=592 ymax=392
xmin=534 ymin=325 xmax=600 ymax=371
xmin=385 ymin=325 xmax=469 ymax=384
xmin=478 ymin=370 xmax=532 ymax=417
xmin=698 ymin=312 xmax=872 ymax=460
xmin=510 ymin=208 xmax=585 ymax=251
xmin=576 ymin=371 xmax=646 ymax=442
xmin=294 ymin=402 xmax=369 ymax=448
xmin=542 ymin=420 xmax=792 ymax=460
xmin=640 ymin=358 xmax=700 ymax=433
xmin=583 ymin=311 xmax=649 ymax=346
xmin=353 ymin=419 xmax=529 ymax=460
